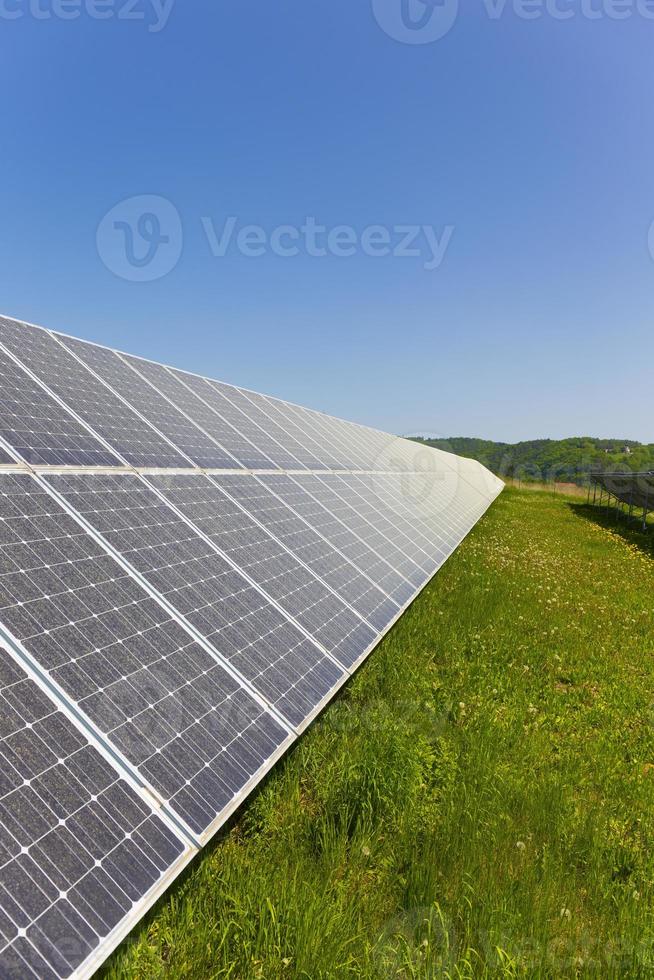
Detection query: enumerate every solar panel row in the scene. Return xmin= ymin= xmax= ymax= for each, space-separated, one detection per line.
xmin=0 ymin=315 xmax=494 ymax=486
xmin=0 ymin=314 xmax=503 ymax=978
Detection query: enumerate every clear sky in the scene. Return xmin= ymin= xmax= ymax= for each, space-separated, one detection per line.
xmin=1 ymin=2 xmax=652 ymax=443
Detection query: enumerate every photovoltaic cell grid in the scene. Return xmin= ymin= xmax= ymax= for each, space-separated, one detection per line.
xmin=171 ymin=369 xmax=294 ymax=470
xmin=0 ymin=313 xmax=503 ymax=978
xmin=0 ymin=318 xmax=187 ymax=469
xmin=44 ymin=471 xmax=345 ymax=730
xmin=0 ymin=343 xmax=119 ymax=468
xmin=0 ymin=645 xmax=188 ymax=980
xmin=123 ymin=356 xmax=279 ymax=471
xmin=55 ymin=336 xmax=241 ymax=472
xmin=209 ymin=382 xmax=325 ymax=470
xmin=147 ymin=473 xmax=377 ymax=670
xmin=291 ymin=473 xmax=431 ymax=589
xmin=257 ymin=474 xmax=417 ymax=607
xmin=0 ymin=473 xmax=289 ymax=839
xmin=240 ymin=389 xmax=335 ymax=470
xmin=208 ymin=473 xmax=399 ymax=632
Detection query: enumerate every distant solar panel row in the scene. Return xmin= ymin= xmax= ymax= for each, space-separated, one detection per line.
xmin=590 ymin=470 xmax=654 ymax=512
xmin=0 ymin=314 xmax=503 ymax=977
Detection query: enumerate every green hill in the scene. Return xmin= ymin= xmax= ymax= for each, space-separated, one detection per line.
xmin=410 ymin=436 xmax=654 ymax=485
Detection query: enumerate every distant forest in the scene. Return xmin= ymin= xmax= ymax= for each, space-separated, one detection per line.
xmin=409 ymin=437 xmax=654 ymax=486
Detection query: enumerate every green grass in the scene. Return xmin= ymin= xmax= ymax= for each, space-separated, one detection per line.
xmin=103 ymin=487 xmax=654 ymax=979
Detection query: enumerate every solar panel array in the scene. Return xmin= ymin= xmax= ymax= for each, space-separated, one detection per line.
xmin=0 ymin=314 xmax=503 ymax=978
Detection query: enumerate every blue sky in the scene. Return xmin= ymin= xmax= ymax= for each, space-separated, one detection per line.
xmin=0 ymin=2 xmax=652 ymax=442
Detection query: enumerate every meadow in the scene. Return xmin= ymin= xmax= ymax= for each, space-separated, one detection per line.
xmin=103 ymin=487 xmax=654 ymax=979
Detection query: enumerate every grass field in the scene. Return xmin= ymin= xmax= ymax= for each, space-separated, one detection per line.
xmin=103 ymin=487 xmax=654 ymax=979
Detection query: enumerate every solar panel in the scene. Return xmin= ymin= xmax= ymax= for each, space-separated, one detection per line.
xmin=208 ymin=384 xmax=326 ymax=470
xmin=0 ymin=643 xmax=190 ymax=979
xmin=270 ymin=400 xmax=361 ymax=469
xmin=54 ymin=335 xmax=242 ymax=471
xmin=0 ymin=473 xmax=291 ymax=839
xmin=334 ymin=473 xmax=449 ymax=571
xmin=326 ymin=473 xmax=462 ymax=576
xmin=43 ymin=471 xmax=346 ymax=730
xmin=291 ymin=474 xmax=430 ymax=588
xmin=122 ymin=357 xmax=280 ymax=471
xmin=591 ymin=470 xmax=654 ymax=512
xmin=352 ymin=473 xmax=467 ymax=555
xmin=243 ymin=390 xmax=338 ymax=469
xmin=355 ymin=471 xmax=490 ymax=554
xmin=206 ymin=473 xmax=400 ymax=631
xmin=257 ymin=473 xmax=417 ymax=606
xmin=144 ymin=473 xmax=378 ymax=669
xmin=171 ymin=370 xmax=301 ymax=469
xmin=0 ymin=313 xmax=503 ymax=977
xmin=0 ymin=342 xmax=120 ymax=468
xmin=0 ymin=319 xmax=188 ymax=469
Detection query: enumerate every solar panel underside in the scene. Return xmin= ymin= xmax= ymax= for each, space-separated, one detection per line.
xmin=0 ymin=313 xmax=503 ymax=978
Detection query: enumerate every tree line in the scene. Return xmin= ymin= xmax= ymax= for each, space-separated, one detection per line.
xmin=410 ymin=436 xmax=654 ymax=486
